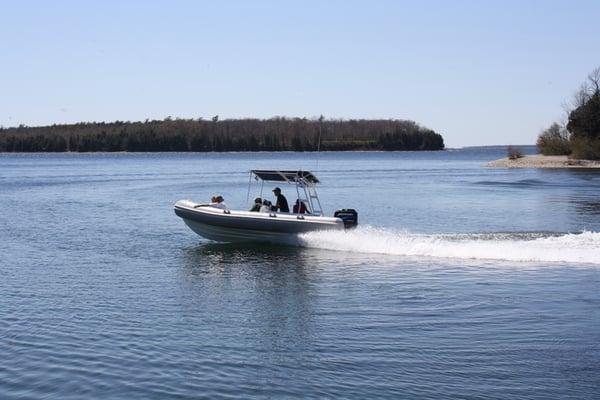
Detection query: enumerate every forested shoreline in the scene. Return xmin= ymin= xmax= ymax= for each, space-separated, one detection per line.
xmin=0 ymin=117 xmax=444 ymax=152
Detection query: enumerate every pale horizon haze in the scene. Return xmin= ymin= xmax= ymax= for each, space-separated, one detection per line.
xmin=1 ymin=0 xmax=599 ymax=147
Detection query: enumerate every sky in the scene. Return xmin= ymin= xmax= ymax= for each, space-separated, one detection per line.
xmin=1 ymin=0 xmax=599 ymax=147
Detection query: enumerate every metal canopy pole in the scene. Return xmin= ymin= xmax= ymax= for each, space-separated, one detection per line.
xmin=276 ymin=170 xmax=288 ymax=183
xmin=294 ymin=179 xmax=301 ymax=213
xmin=246 ymin=171 xmax=253 ymax=208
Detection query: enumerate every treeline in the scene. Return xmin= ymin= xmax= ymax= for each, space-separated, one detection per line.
xmin=0 ymin=117 xmax=444 ymax=152
xmin=537 ymin=66 xmax=600 ymax=160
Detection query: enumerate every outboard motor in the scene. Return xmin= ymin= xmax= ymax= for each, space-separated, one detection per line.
xmin=334 ymin=209 xmax=358 ymax=230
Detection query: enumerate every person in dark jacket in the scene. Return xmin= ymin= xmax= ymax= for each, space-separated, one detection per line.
xmin=272 ymin=187 xmax=289 ymax=212
xmin=293 ymin=199 xmax=308 ymax=214
xmin=249 ymin=197 xmax=262 ymax=212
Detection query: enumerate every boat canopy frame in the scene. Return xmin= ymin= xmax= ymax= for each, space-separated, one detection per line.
xmin=246 ymin=170 xmax=324 ymax=216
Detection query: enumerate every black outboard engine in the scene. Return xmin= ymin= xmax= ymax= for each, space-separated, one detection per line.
xmin=334 ymin=209 xmax=358 ymax=229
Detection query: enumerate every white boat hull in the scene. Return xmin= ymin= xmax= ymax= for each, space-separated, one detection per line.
xmin=174 ymin=200 xmax=345 ymax=243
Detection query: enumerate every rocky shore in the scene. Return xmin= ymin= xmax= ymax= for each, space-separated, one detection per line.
xmin=487 ymin=154 xmax=600 ymax=168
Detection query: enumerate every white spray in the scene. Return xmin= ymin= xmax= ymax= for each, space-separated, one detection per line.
xmin=296 ymin=227 xmax=600 ymax=264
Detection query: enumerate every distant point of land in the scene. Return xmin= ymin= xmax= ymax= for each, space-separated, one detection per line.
xmin=487 ymin=154 xmax=600 ymax=169
xmin=0 ymin=117 xmax=444 ymax=153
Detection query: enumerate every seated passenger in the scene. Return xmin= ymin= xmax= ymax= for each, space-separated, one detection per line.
xmin=293 ymin=199 xmax=308 ymax=214
xmin=249 ymin=197 xmax=262 ymax=212
xmin=259 ymin=199 xmax=272 ymax=213
xmin=196 ymin=195 xmax=219 ymax=208
xmin=211 ymin=195 xmax=228 ymax=210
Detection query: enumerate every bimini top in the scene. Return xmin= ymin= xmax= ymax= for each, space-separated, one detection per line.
xmin=251 ymin=170 xmax=320 ymax=184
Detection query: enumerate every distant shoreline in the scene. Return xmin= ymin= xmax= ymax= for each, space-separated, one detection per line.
xmin=0 ymin=118 xmax=444 ymax=152
xmin=0 ymin=149 xmax=447 ymax=154
xmin=487 ymin=154 xmax=600 ymax=169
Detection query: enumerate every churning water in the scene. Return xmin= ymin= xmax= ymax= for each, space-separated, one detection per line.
xmin=1 ymin=148 xmax=599 ymax=399
xmin=298 ymin=228 xmax=600 ymax=264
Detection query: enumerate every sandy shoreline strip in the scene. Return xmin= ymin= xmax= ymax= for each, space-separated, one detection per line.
xmin=487 ymin=154 xmax=600 ymax=169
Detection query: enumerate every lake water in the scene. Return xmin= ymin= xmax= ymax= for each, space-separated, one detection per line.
xmin=1 ymin=148 xmax=599 ymax=399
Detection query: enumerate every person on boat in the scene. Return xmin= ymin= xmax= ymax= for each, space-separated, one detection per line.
xmin=260 ymin=199 xmax=272 ymax=213
xmin=272 ymin=187 xmax=289 ymax=212
xmin=211 ymin=195 xmax=227 ymax=210
xmin=293 ymin=199 xmax=308 ymax=214
xmin=249 ymin=197 xmax=262 ymax=212
xmin=194 ymin=196 xmax=218 ymax=208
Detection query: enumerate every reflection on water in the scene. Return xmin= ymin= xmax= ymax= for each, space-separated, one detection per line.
xmin=180 ymin=243 xmax=318 ymax=356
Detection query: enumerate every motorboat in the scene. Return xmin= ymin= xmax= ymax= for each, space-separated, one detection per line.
xmin=174 ymin=170 xmax=357 ymax=243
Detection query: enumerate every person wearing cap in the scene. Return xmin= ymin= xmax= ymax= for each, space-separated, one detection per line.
xmin=272 ymin=187 xmax=289 ymax=212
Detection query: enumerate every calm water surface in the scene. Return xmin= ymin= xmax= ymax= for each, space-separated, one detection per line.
xmin=1 ymin=148 xmax=599 ymax=399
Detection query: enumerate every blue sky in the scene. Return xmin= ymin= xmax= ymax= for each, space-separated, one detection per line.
xmin=1 ymin=0 xmax=599 ymax=146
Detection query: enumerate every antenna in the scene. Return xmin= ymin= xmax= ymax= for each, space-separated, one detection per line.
xmin=316 ymin=115 xmax=323 ymax=170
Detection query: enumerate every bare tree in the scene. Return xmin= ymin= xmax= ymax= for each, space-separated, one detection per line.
xmin=588 ymin=66 xmax=600 ymax=92
xmin=571 ymin=82 xmax=593 ymax=109
xmin=565 ymin=66 xmax=600 ymax=111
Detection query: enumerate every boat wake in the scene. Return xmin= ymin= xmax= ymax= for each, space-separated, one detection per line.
xmin=296 ymin=227 xmax=600 ymax=264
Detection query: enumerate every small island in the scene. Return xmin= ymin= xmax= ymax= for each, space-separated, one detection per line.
xmin=487 ymin=154 xmax=600 ymax=168
xmin=489 ymin=67 xmax=600 ymax=168
xmin=0 ymin=117 xmax=444 ymax=152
